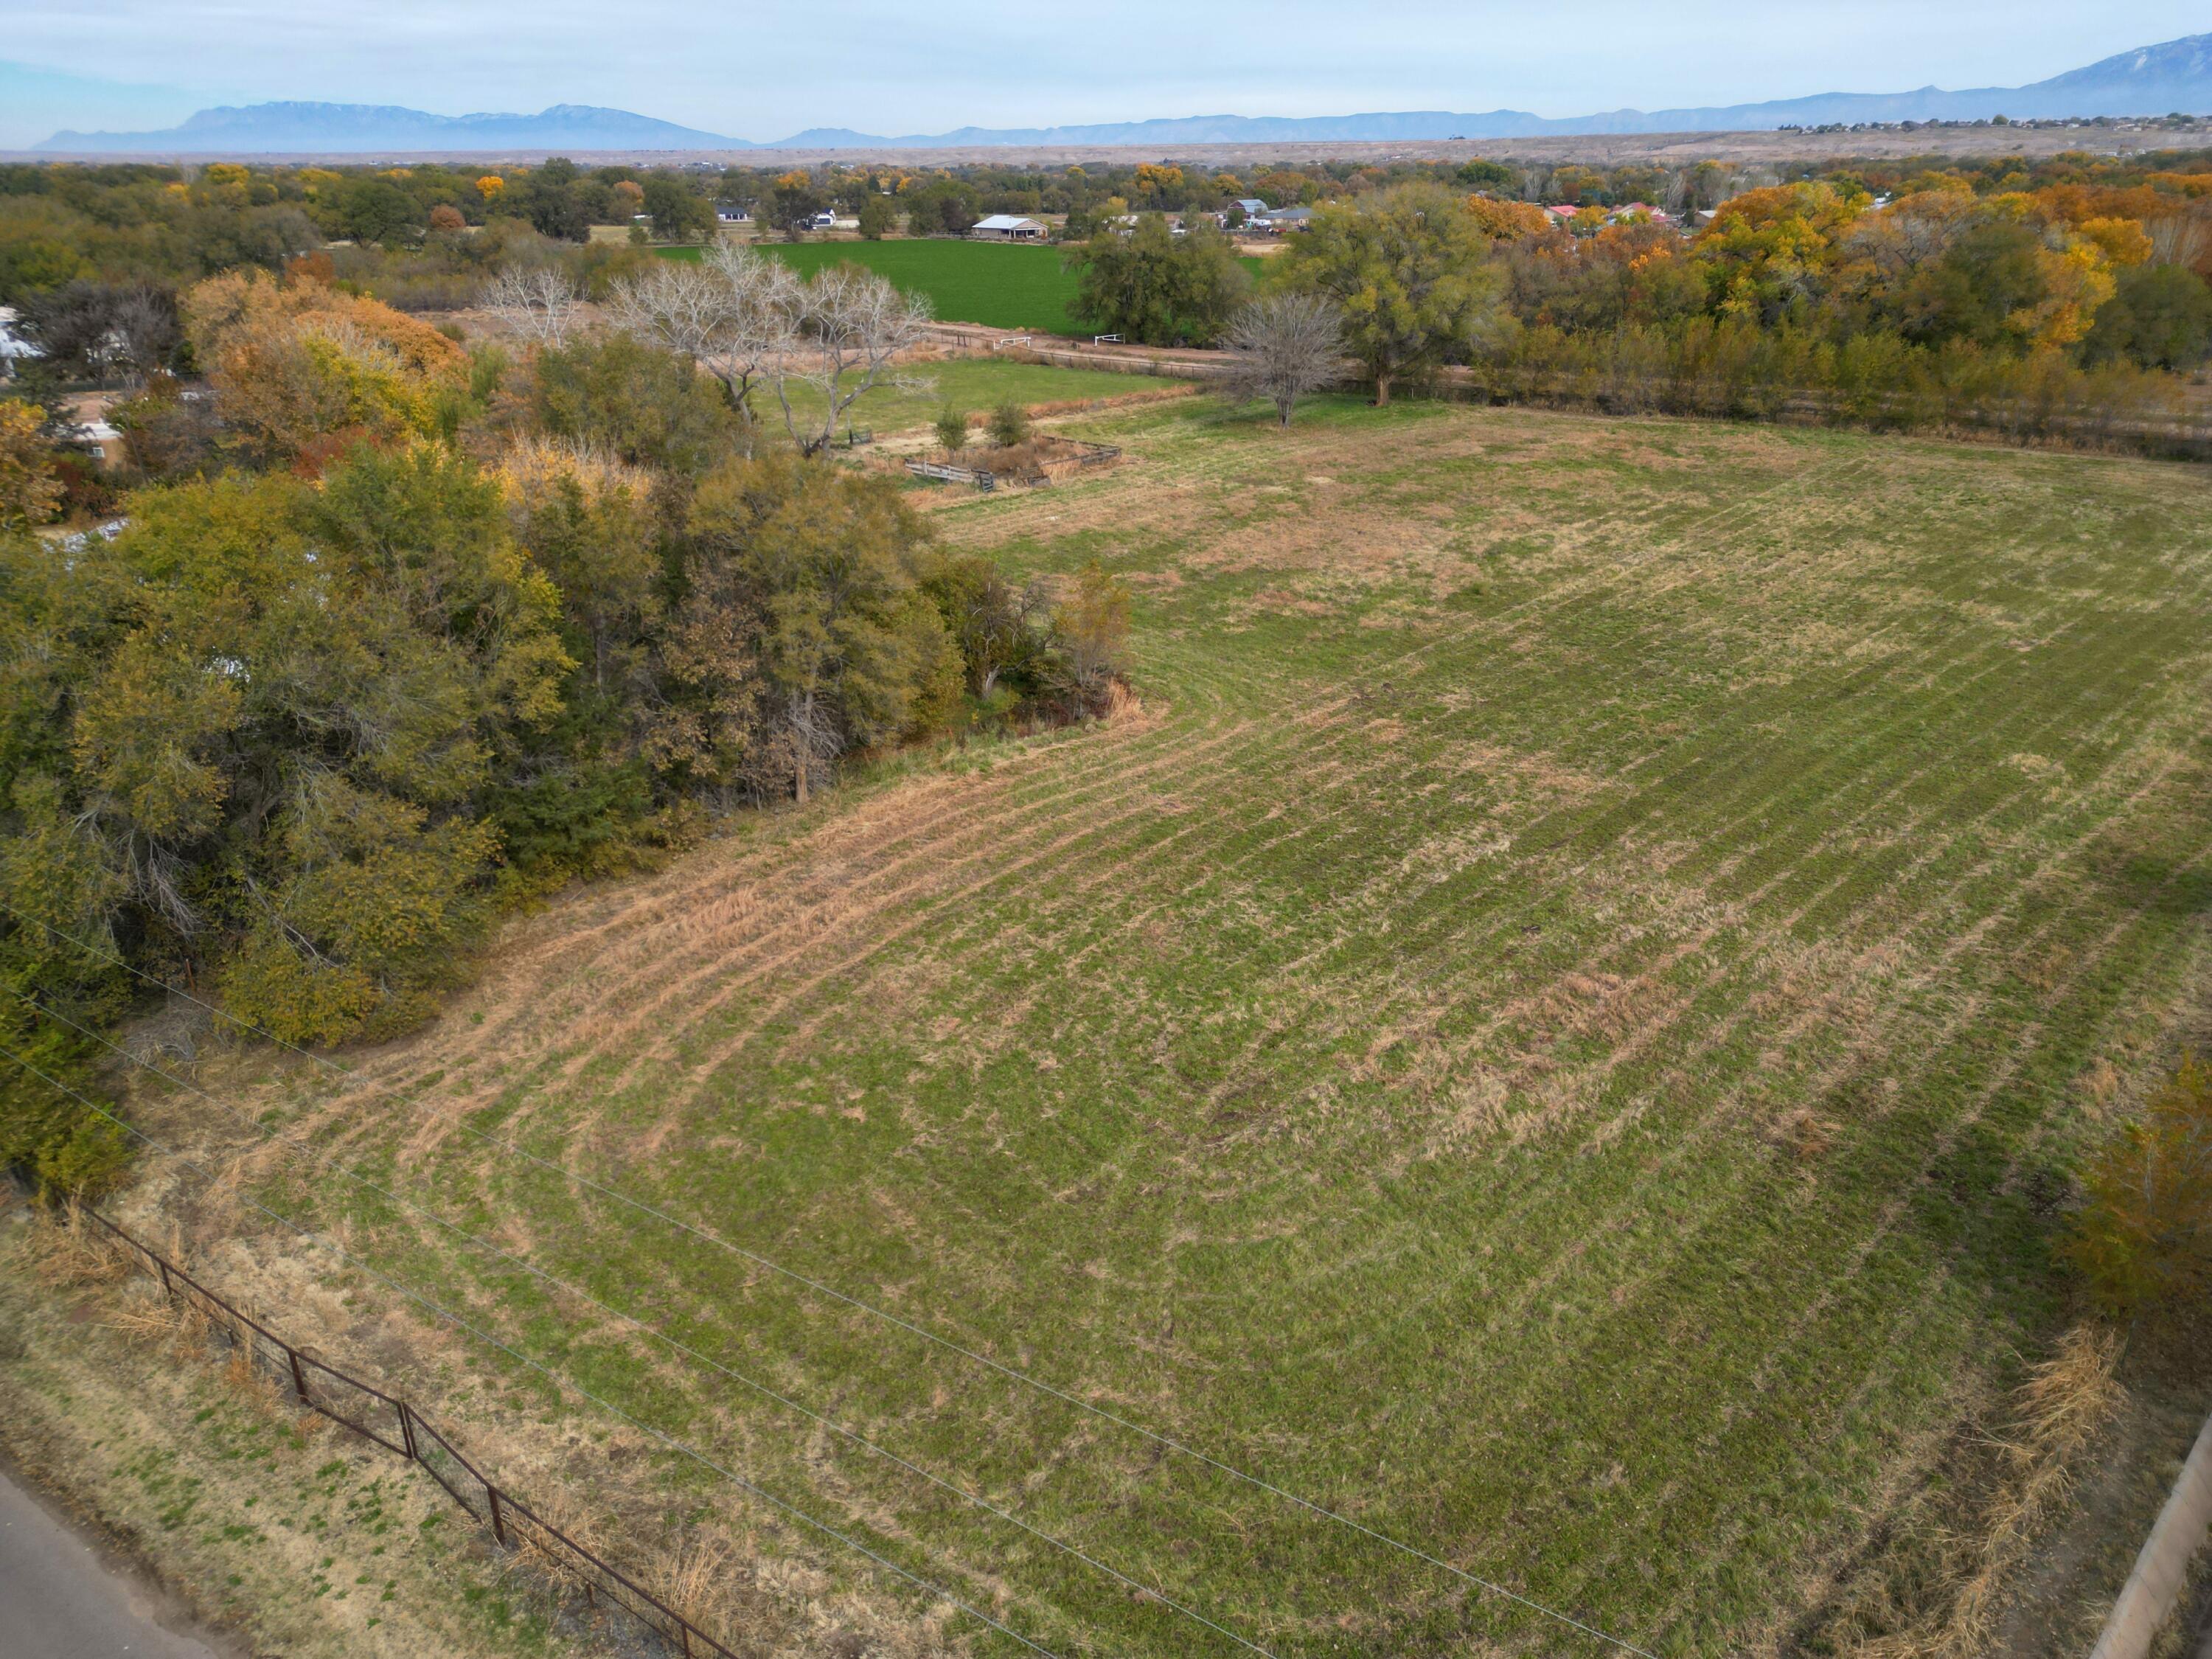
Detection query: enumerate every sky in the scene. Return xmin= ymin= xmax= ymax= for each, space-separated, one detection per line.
xmin=2 ymin=1 xmax=2207 ymax=147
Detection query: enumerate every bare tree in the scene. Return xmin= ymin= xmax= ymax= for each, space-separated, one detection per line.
xmin=700 ymin=243 xmax=804 ymax=418
xmin=481 ymin=266 xmax=580 ymax=349
xmin=606 ymin=248 xmax=931 ymax=456
xmin=764 ymin=264 xmax=934 ymax=456
xmin=109 ymin=285 xmax=181 ymax=386
xmin=2147 ymin=214 xmax=2211 ymax=271
xmin=1220 ymin=293 xmax=1343 ymax=427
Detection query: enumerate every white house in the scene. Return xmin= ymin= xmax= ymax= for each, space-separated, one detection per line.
xmin=972 ymin=214 xmax=1047 ymax=240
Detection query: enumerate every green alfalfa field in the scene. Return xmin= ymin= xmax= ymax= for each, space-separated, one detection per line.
xmin=657 ymin=236 xmax=1267 ymax=333
xmin=137 ymin=389 xmax=2212 ymax=1658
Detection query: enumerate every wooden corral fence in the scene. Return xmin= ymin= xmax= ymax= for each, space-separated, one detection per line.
xmin=905 ymin=459 xmax=1003 ymax=490
xmin=905 ymin=439 xmax=1120 ymax=493
xmin=63 ymin=1203 xmax=740 ymax=1659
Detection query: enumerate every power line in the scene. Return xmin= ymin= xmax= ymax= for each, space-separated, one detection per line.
xmin=18 ymin=990 xmax=1280 ymax=1659
xmin=4 ymin=902 xmax=1660 ymax=1658
xmin=0 ymin=1042 xmax=1060 ymax=1659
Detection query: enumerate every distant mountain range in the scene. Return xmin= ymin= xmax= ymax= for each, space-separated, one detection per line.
xmin=38 ymin=101 xmax=736 ymax=154
xmin=33 ymin=32 xmax=2212 ymax=156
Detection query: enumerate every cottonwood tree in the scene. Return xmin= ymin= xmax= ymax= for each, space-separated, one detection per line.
xmin=762 ymin=262 xmax=933 ymax=456
xmin=1221 ymin=293 xmax=1343 ymax=426
xmin=1272 ymin=186 xmax=1500 ymax=404
xmin=684 ymin=452 xmax=954 ymax=801
xmin=483 ymin=265 xmax=582 ymax=349
xmin=1068 ymin=214 xmax=1251 ymax=346
xmin=612 ymin=248 xmax=929 ymax=456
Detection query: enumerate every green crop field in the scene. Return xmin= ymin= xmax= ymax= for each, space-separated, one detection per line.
xmin=658 ymin=237 xmax=1266 ymax=333
xmin=188 ymin=397 xmax=2212 ymax=1659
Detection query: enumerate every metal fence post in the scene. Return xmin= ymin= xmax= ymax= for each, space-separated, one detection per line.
xmin=156 ymin=1257 xmax=171 ymax=1297
xmin=397 ymin=1400 xmax=418 ymax=1462
xmin=287 ymin=1346 xmax=310 ymax=1405
xmin=487 ymin=1484 xmax=507 ymax=1546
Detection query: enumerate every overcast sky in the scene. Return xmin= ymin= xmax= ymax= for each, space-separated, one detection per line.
xmin=4 ymin=1 xmax=2207 ymax=147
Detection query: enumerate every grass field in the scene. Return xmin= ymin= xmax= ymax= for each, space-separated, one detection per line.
xmin=156 ymin=397 xmax=2212 ymax=1658
xmin=776 ymin=354 xmax=1186 ymax=437
xmin=658 ymin=237 xmax=1266 ymax=333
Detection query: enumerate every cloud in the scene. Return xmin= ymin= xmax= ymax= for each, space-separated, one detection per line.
xmin=7 ymin=1 xmax=2208 ymax=148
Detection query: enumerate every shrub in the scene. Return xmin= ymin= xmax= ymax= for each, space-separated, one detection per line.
xmin=934 ymin=406 xmax=968 ymax=453
xmin=2065 ymin=1056 xmax=2212 ymax=1314
xmin=987 ymin=398 xmax=1030 ymax=448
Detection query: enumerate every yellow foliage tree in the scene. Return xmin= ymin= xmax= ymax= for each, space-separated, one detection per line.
xmin=476 ymin=173 xmax=507 ymax=201
xmin=1464 ymin=196 xmax=1552 ymax=240
xmin=181 ymin=269 xmax=469 ymax=464
xmin=0 ymin=401 xmax=63 ymax=530
xmin=2076 ymin=215 xmax=2154 ymax=268
xmin=1133 ymin=163 xmax=1185 ymax=200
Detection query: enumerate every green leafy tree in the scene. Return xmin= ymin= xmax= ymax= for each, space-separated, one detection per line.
xmin=1066 ymin=214 xmax=1251 ymax=346
xmin=529 ymin=333 xmax=746 ymax=473
xmin=643 ymin=177 xmax=714 ymax=244
xmin=685 ymin=453 xmax=953 ymax=801
xmin=335 ymin=176 xmax=423 ymax=246
xmin=2081 ymin=263 xmax=2212 ymax=369
xmin=857 ymin=195 xmax=898 ymax=240
xmin=934 ymin=406 xmax=969 ymax=453
xmin=987 ymin=398 xmax=1030 ymax=448
xmin=0 ymin=446 xmax=570 ymax=1044
xmin=1047 ymin=560 xmax=1132 ymax=715
xmin=1270 ymin=185 xmax=1501 ymax=403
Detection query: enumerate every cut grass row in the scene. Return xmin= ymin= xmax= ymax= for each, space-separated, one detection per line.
xmin=161 ymin=394 xmax=2212 ymax=1658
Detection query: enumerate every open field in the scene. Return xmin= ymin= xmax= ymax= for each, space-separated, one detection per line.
xmin=130 ymin=394 xmax=2212 ymax=1658
xmin=776 ymin=354 xmax=1186 ymax=437
xmin=658 ymin=238 xmax=1267 ymax=334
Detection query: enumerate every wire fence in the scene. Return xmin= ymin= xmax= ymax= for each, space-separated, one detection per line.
xmin=70 ymin=1202 xmax=739 ymax=1659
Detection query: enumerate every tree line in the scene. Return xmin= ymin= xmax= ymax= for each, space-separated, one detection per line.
xmin=1069 ymin=175 xmax=2212 ymax=444
xmin=0 ymin=254 xmax=1132 ymax=1192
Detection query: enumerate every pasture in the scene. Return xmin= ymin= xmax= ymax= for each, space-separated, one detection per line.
xmin=658 ymin=237 xmax=1265 ymax=333
xmin=774 ymin=353 xmax=1184 ymax=438
xmin=192 ymin=395 xmax=2212 ymax=1658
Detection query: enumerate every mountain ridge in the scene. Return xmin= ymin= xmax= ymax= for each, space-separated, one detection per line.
xmin=32 ymin=32 xmax=2212 ymax=155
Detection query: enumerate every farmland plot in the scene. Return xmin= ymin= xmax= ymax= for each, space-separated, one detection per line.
xmin=167 ymin=398 xmax=2212 ymax=1658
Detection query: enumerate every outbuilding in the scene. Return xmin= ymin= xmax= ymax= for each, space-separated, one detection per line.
xmin=972 ymin=214 xmax=1048 ymax=240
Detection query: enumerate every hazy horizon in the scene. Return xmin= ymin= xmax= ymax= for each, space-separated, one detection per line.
xmin=4 ymin=2 xmax=2208 ymax=150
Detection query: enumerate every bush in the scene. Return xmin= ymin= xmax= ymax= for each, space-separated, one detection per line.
xmin=934 ymin=406 xmax=968 ymax=453
xmin=2065 ymin=1056 xmax=2212 ymax=1314
xmin=987 ymin=398 xmax=1031 ymax=448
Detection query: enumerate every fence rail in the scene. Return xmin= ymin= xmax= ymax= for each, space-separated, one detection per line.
xmin=72 ymin=1203 xmax=737 ymax=1659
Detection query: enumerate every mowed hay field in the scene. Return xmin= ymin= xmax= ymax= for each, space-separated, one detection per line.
xmin=211 ymin=396 xmax=2212 ymax=1658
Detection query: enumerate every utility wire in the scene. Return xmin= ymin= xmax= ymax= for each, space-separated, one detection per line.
xmin=0 ymin=1041 xmax=1060 ymax=1659
xmin=4 ymin=886 xmax=1663 ymax=1657
xmin=17 ymin=990 xmax=1279 ymax=1659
